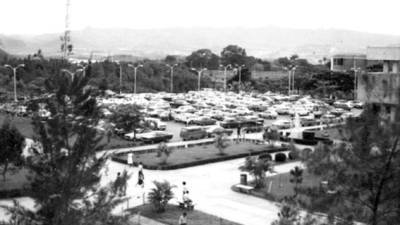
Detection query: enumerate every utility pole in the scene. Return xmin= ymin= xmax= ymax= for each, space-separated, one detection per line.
xmin=4 ymin=64 xmax=24 ymax=102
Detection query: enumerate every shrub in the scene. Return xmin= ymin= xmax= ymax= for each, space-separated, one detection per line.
xmin=275 ymin=153 xmax=287 ymax=162
xmin=147 ymin=180 xmax=175 ymax=213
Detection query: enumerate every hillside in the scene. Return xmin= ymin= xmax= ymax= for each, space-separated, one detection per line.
xmin=2 ymin=27 xmax=400 ymax=62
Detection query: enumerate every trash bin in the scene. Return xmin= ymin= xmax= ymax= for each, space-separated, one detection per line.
xmin=240 ymin=173 xmax=247 ymax=185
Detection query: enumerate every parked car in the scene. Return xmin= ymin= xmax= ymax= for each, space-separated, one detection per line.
xmin=258 ymin=110 xmax=278 ymax=119
xmin=300 ymin=117 xmax=319 ymax=127
xmin=189 ymin=117 xmax=216 ymax=126
xmin=205 ymin=125 xmax=233 ymax=137
xmin=271 ymin=119 xmax=292 ymax=129
xmin=180 ymin=126 xmax=208 ymax=141
xmin=220 ymin=118 xmax=241 ymax=129
xmin=139 ymin=131 xmax=173 ymax=144
xmin=144 ymin=117 xmax=167 ymax=130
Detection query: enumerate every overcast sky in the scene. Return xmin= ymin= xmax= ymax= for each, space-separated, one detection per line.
xmin=1 ymin=0 xmax=400 ymax=35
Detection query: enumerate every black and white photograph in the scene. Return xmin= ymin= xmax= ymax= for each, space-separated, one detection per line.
xmin=0 ymin=0 xmax=399 ymax=225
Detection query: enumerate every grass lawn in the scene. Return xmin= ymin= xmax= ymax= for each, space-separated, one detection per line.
xmin=0 ymin=113 xmax=133 ymax=150
xmin=0 ymin=166 xmax=30 ymax=191
xmin=113 ymin=142 xmax=287 ymax=169
xmin=131 ymin=204 xmax=242 ymax=225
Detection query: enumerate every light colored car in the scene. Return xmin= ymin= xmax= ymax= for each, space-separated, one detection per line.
xmin=259 ymin=110 xmax=278 ymax=119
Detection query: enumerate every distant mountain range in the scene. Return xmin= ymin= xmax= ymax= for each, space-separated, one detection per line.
xmin=1 ymin=27 xmax=400 ymax=62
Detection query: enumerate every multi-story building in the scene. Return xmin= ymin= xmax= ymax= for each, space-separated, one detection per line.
xmin=331 ymin=47 xmax=400 ymax=121
xmin=330 ymin=53 xmax=367 ymax=72
xmin=357 ymin=47 xmax=400 ymax=121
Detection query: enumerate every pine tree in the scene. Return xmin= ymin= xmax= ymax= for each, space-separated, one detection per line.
xmin=302 ymin=106 xmax=400 ymax=225
xmin=10 ymin=64 xmax=129 ymax=225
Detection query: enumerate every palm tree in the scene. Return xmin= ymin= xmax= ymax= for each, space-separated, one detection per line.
xmin=147 ymin=180 xmax=175 ymax=213
xmin=215 ymin=133 xmax=229 ymax=155
xmin=157 ymin=142 xmax=171 ymax=165
xmin=289 ymin=166 xmax=303 ymax=197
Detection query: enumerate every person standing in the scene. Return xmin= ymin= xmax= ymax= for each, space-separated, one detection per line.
xmin=182 ymin=181 xmax=188 ymax=201
xmin=178 ymin=212 xmax=187 ymax=225
xmin=114 ymin=172 xmax=122 ymax=195
xmin=236 ymin=126 xmax=241 ymax=142
xmin=127 ymin=152 xmax=133 ymax=167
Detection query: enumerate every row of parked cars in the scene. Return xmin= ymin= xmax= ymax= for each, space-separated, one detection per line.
xmin=98 ymin=90 xmax=364 ymax=144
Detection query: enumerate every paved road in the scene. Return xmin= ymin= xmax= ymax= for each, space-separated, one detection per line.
xmin=104 ymin=158 xmax=302 ymax=225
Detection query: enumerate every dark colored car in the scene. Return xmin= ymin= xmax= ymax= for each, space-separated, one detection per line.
xmin=220 ymin=119 xmax=241 ymax=129
xmin=190 ymin=117 xmax=216 ymax=126
xmin=139 ymin=131 xmax=173 ymax=144
xmin=206 ymin=126 xmax=233 ymax=137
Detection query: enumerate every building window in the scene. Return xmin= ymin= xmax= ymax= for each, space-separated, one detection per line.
xmin=334 ymin=58 xmax=344 ymax=66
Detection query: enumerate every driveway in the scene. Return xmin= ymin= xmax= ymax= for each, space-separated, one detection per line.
xmin=104 ymin=158 xmax=302 ymax=225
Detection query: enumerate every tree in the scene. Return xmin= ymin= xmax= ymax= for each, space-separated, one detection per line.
xmin=263 ymin=127 xmax=280 ymax=146
xmin=220 ymin=45 xmax=247 ymax=66
xmin=289 ymin=166 xmax=303 ymax=197
xmin=302 ymin=106 xmax=400 ymax=225
xmin=147 ymin=180 xmax=175 ymax=213
xmin=186 ymin=49 xmax=220 ymax=69
xmin=239 ymin=156 xmax=274 ymax=188
xmin=272 ymin=201 xmax=300 ymax=225
xmin=156 ymin=142 xmax=171 ymax=165
xmin=214 ymin=133 xmax=229 ymax=155
xmin=9 ymin=64 xmax=129 ymax=225
xmin=110 ymin=104 xmax=143 ymax=142
xmin=0 ymin=120 xmax=25 ymax=181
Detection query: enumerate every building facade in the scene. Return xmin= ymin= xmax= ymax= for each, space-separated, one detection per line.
xmin=330 ymin=47 xmax=400 ymax=121
xmin=357 ymin=47 xmax=400 ymax=121
xmin=330 ymin=54 xmax=367 ymax=72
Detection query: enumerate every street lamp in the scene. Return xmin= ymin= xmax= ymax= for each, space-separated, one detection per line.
xmin=128 ymin=64 xmax=143 ymax=94
xmin=284 ymin=66 xmax=296 ymax=95
xmin=61 ymin=68 xmax=84 ymax=81
xmin=234 ymin=64 xmax=245 ymax=92
xmin=115 ymin=61 xmax=123 ymax=94
xmin=4 ymin=64 xmax=25 ymax=102
xmin=190 ymin=67 xmax=207 ymax=91
xmin=166 ymin=64 xmax=178 ymax=93
xmin=219 ymin=64 xmax=231 ymax=92
xmin=351 ymin=67 xmax=361 ymax=100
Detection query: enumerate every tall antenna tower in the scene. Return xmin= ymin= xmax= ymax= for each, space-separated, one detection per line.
xmin=60 ymin=0 xmax=73 ymax=59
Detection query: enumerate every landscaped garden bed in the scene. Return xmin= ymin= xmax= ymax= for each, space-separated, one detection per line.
xmin=232 ymin=170 xmax=321 ymax=202
xmin=130 ymin=204 xmax=242 ymax=225
xmin=112 ymin=142 xmax=289 ymax=170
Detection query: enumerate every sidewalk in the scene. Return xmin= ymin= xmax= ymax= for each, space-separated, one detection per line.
xmin=129 ymin=214 xmax=167 ymax=225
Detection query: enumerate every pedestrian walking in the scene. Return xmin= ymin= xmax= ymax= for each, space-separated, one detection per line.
xmin=178 ymin=212 xmax=187 ymax=225
xmin=114 ymin=172 xmax=122 ymax=195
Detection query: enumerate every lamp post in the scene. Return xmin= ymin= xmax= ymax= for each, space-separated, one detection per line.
xmin=190 ymin=67 xmax=207 ymax=91
xmin=351 ymin=67 xmax=361 ymax=100
xmin=166 ymin=64 xmax=178 ymax=93
xmin=292 ymin=67 xmax=296 ymax=94
xmin=220 ymin=64 xmax=231 ymax=92
xmin=61 ymin=68 xmax=84 ymax=81
xmin=115 ymin=61 xmax=123 ymax=94
xmin=234 ymin=64 xmax=245 ymax=92
xmin=284 ymin=66 xmax=296 ymax=95
xmin=4 ymin=64 xmax=25 ymax=102
xmin=128 ymin=64 xmax=143 ymax=94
